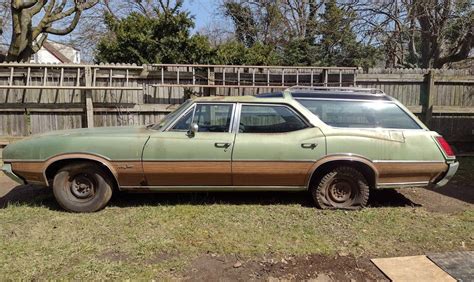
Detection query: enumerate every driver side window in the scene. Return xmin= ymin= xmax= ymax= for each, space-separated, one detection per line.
xmin=170 ymin=103 xmax=234 ymax=132
xmin=194 ymin=104 xmax=233 ymax=132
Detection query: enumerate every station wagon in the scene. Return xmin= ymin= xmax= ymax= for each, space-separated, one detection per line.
xmin=1 ymin=87 xmax=458 ymax=212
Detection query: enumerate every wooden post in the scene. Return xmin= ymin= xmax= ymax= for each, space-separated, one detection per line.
xmin=323 ymin=69 xmax=328 ymax=86
xmin=423 ymin=70 xmax=435 ymax=126
xmin=84 ymin=66 xmax=94 ymax=128
xmin=206 ymin=67 xmax=216 ymax=96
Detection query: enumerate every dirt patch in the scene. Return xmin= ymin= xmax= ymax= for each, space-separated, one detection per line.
xmin=398 ymin=187 xmax=473 ymax=214
xmin=183 ymin=254 xmax=387 ymax=281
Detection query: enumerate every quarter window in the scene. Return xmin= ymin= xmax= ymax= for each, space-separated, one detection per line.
xmin=239 ymin=105 xmax=308 ymax=133
xmin=170 ymin=108 xmax=193 ymax=131
xmin=296 ymin=99 xmax=421 ymax=129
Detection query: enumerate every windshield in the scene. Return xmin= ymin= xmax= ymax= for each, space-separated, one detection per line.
xmin=150 ymin=99 xmax=193 ymax=130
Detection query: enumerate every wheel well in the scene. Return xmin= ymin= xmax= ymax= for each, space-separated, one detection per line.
xmin=45 ymin=159 xmax=118 ymax=189
xmin=309 ymin=160 xmax=376 ymax=189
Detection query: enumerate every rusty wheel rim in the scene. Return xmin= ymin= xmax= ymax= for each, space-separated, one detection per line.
xmin=327 ymin=178 xmax=355 ymax=205
xmin=70 ymin=174 xmax=95 ymax=199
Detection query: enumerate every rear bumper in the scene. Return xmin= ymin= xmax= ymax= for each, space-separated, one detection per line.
xmin=432 ymin=161 xmax=459 ymax=188
xmin=1 ymin=163 xmax=25 ymax=185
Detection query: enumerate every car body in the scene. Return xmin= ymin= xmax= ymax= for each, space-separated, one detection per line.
xmin=2 ymin=87 xmax=458 ymax=212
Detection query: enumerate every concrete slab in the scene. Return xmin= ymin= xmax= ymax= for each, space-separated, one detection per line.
xmin=428 ymin=251 xmax=474 ymax=282
xmin=371 ymin=255 xmax=456 ymax=282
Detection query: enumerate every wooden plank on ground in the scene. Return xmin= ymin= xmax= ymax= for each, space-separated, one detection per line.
xmin=371 ymin=255 xmax=456 ymax=282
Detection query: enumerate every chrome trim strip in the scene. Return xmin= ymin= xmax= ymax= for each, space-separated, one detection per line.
xmin=232 ymin=103 xmax=242 ymax=134
xmin=139 ymin=160 xmax=230 ymax=162
xmin=372 ymin=160 xmax=445 ymax=163
xmin=120 ymin=185 xmax=307 ymax=191
xmin=377 ymin=181 xmax=429 ymax=189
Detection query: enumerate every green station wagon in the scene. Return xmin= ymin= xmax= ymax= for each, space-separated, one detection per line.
xmin=1 ymin=87 xmax=458 ymax=212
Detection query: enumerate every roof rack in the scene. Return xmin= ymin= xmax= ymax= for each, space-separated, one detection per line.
xmin=285 ymin=86 xmax=385 ymax=95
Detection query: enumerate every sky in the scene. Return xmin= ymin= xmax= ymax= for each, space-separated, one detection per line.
xmin=182 ymin=0 xmax=222 ymax=32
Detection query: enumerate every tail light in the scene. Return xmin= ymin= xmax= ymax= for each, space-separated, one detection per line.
xmin=435 ymin=136 xmax=455 ymax=158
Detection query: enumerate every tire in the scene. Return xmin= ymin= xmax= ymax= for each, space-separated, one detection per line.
xmin=52 ymin=162 xmax=113 ymax=212
xmin=311 ymin=166 xmax=369 ymax=210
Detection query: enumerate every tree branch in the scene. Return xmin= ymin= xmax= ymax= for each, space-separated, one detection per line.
xmin=45 ymin=8 xmax=83 ymax=35
xmin=12 ymin=0 xmax=38 ymax=10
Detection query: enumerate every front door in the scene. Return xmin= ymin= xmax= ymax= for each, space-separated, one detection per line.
xmin=232 ymin=104 xmax=326 ymax=187
xmin=143 ymin=103 xmax=235 ymax=186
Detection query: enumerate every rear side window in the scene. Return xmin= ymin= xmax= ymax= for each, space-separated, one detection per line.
xmin=239 ymin=105 xmax=308 ymax=133
xmin=296 ymin=99 xmax=421 ymax=129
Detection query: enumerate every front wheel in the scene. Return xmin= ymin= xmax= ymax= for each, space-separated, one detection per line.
xmin=311 ymin=166 xmax=369 ymax=209
xmin=52 ymin=163 xmax=113 ymax=212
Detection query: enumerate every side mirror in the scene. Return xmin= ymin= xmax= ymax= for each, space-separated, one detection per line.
xmin=187 ymin=122 xmax=199 ymax=137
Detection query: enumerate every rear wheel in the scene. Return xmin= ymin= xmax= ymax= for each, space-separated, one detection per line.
xmin=311 ymin=166 xmax=369 ymax=209
xmin=52 ymin=163 xmax=113 ymax=212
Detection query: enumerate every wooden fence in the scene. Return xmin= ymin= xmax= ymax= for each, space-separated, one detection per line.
xmin=0 ymin=63 xmax=472 ymax=152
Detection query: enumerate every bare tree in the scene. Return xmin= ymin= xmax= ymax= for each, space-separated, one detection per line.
xmin=5 ymin=0 xmax=99 ymax=62
xmin=351 ymin=0 xmax=473 ymax=68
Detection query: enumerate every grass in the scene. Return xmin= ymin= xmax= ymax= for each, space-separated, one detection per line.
xmin=0 ymin=159 xmax=473 ymax=279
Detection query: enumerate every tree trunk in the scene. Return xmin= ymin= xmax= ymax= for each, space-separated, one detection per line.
xmin=6 ymin=8 xmax=34 ymax=62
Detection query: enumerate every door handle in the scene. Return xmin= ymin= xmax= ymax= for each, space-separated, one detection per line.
xmin=301 ymin=143 xmax=317 ymax=149
xmin=215 ymin=142 xmax=231 ymax=148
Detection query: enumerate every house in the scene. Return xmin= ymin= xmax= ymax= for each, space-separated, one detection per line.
xmin=30 ymin=40 xmax=81 ymax=64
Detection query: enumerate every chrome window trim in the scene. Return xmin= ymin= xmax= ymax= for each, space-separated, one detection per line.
xmin=232 ymin=103 xmax=242 ymax=134
xmin=294 ymin=98 xmax=424 ymax=131
xmin=235 ymin=102 xmax=312 ymax=134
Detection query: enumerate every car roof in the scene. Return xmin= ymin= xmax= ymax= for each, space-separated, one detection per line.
xmin=192 ymin=87 xmax=392 ymax=103
xmin=192 ymin=95 xmax=287 ymax=103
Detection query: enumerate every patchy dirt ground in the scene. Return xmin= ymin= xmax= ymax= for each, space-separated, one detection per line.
xmin=183 ymin=254 xmax=387 ymax=281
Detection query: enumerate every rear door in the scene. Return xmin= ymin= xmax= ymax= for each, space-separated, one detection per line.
xmin=231 ymin=103 xmax=326 ymax=187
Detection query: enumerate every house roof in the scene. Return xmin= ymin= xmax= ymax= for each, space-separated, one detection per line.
xmin=42 ymin=41 xmax=72 ymax=63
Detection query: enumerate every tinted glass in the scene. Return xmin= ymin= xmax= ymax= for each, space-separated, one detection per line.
xmin=194 ymin=104 xmax=233 ymax=132
xmin=170 ymin=107 xmax=193 ymax=131
xmin=296 ymin=99 xmax=420 ymax=129
xmin=239 ymin=105 xmax=308 ymax=133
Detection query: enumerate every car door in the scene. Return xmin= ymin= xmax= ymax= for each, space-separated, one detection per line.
xmin=232 ymin=103 xmax=326 ymax=187
xmin=142 ymin=102 xmax=235 ymax=186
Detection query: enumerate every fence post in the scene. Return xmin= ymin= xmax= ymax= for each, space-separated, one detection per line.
xmin=84 ymin=66 xmax=94 ymax=128
xmin=206 ymin=67 xmax=216 ymax=96
xmin=423 ymin=70 xmax=435 ymax=126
